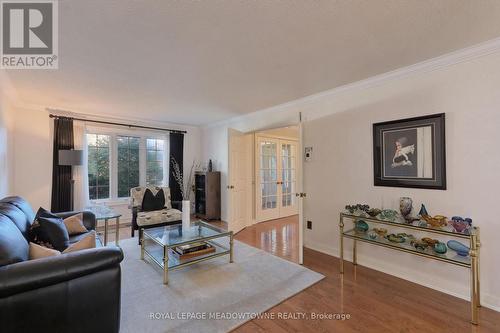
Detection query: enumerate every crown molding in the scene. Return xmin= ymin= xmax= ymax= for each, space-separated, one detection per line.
xmin=204 ymin=36 xmax=500 ymax=128
xmin=45 ymin=107 xmax=199 ymax=132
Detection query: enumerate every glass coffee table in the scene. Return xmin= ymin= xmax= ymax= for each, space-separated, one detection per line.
xmin=141 ymin=221 xmax=234 ymax=284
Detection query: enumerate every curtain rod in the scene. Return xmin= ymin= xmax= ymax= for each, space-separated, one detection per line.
xmin=49 ymin=114 xmax=187 ymax=134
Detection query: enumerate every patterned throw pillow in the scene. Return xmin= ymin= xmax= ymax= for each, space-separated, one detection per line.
xmin=33 ymin=207 xmax=70 ymax=252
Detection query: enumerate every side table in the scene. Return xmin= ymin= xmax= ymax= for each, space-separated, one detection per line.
xmin=95 ymin=213 xmax=122 ymax=246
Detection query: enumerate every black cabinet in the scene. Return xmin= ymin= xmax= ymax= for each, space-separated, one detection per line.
xmin=195 ymin=172 xmax=221 ymax=220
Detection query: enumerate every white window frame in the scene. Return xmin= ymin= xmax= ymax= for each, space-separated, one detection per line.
xmin=86 ymin=126 xmax=169 ymax=203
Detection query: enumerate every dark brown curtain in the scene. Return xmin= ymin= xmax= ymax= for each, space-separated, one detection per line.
xmin=51 ymin=117 xmax=74 ymax=212
xmin=169 ymin=132 xmax=184 ymax=203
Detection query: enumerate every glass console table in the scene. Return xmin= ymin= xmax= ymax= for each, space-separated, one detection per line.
xmin=339 ymin=212 xmax=481 ymax=325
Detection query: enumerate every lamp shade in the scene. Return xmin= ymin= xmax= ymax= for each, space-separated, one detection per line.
xmin=58 ymin=150 xmax=83 ymax=166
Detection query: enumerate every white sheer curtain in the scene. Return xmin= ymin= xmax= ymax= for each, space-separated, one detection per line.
xmin=73 ymin=121 xmax=90 ymax=211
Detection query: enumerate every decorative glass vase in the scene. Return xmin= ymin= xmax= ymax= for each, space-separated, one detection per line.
xmin=447 ymin=240 xmax=470 ymax=256
xmin=182 ymin=200 xmax=190 ymax=232
xmin=399 ymin=197 xmax=413 ymax=218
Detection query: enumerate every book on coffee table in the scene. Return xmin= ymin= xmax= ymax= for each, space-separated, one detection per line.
xmin=172 ymin=242 xmax=216 ymax=260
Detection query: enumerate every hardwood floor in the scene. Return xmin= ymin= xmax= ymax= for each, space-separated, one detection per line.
xmin=234 ymin=215 xmax=299 ymax=263
xmin=104 ymin=218 xmax=500 ymax=333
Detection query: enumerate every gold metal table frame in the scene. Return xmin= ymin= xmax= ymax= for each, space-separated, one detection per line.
xmin=339 ymin=213 xmax=481 ymax=325
xmin=141 ymin=222 xmax=234 ymax=285
xmin=96 ymin=214 xmax=121 ymax=246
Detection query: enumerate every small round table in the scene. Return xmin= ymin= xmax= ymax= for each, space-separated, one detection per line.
xmin=95 ymin=212 xmax=122 ymax=246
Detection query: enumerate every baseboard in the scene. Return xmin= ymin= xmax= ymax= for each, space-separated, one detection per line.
xmin=304 ymin=242 xmax=500 ymax=312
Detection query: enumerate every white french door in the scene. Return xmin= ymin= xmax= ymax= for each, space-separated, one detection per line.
xmin=279 ymin=140 xmax=298 ymax=217
xmin=228 ymin=129 xmax=253 ymax=233
xmin=256 ymin=136 xmax=298 ymax=222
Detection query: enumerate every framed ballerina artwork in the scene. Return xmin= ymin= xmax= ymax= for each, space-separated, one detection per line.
xmin=373 ymin=113 xmax=446 ymax=190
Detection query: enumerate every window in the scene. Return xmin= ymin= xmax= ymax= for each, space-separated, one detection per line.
xmin=87 ymin=134 xmax=110 ymax=200
xmin=86 ymin=132 xmax=168 ymax=201
xmin=146 ymin=138 xmax=164 ymax=186
xmin=117 ymin=136 xmax=140 ymax=198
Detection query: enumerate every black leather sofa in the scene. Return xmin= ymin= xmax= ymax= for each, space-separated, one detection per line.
xmin=0 ymin=196 xmax=124 ymax=333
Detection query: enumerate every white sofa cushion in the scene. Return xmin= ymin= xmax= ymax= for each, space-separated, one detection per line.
xmin=137 ymin=208 xmax=182 ymax=227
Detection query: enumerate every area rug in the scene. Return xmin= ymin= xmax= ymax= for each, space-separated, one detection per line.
xmin=119 ymin=237 xmax=324 ymax=333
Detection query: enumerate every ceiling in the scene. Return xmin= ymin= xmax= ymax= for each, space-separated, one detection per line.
xmin=4 ymin=0 xmax=500 ymax=126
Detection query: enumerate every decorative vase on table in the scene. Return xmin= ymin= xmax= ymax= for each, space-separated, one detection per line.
xmin=450 ymin=216 xmax=472 ymax=234
xmin=355 ymin=220 xmax=369 ymax=233
xmin=171 ymin=156 xmax=197 ymax=233
xmin=182 ymin=200 xmax=191 ymax=232
xmin=447 ymin=240 xmax=470 ymax=256
xmin=434 ymin=242 xmax=447 ymax=254
xmin=418 ymin=204 xmax=429 ymax=217
xmin=400 ymin=197 xmax=413 ymax=220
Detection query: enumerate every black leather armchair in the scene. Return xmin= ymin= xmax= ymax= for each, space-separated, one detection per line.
xmin=0 ymin=196 xmax=123 ymax=333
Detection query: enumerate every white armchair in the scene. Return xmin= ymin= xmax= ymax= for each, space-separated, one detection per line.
xmin=129 ymin=186 xmax=182 ymax=244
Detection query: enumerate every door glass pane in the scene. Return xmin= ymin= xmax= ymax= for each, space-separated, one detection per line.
xmin=260 ymin=184 xmax=265 ymax=209
xmin=281 ymin=142 xmax=296 ymax=208
xmin=283 ymin=193 xmax=293 ymax=207
xmin=270 ymin=196 xmax=277 ymax=208
xmin=260 ymin=141 xmax=277 ymax=211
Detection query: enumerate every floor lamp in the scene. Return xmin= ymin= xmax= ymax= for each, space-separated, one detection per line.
xmin=59 ymin=149 xmax=83 ymax=211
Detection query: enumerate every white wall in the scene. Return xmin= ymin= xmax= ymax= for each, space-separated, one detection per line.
xmin=11 ymin=107 xmax=53 ymax=208
xmin=202 ymin=48 xmax=500 ymax=310
xmin=0 ymin=84 xmax=14 ymax=198
xmin=9 ymin=106 xmax=201 ymax=225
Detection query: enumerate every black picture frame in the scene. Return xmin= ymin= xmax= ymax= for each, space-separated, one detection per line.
xmin=373 ymin=113 xmax=446 ymax=190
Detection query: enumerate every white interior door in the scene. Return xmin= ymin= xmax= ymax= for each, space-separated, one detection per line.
xmin=255 ymin=136 xmax=280 ymax=222
xmin=279 ymin=140 xmax=299 ymax=217
xmin=297 ymin=122 xmax=304 ymax=265
xmin=228 ymin=129 xmax=252 ymax=233
xmin=256 ymin=136 xmax=298 ymax=222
